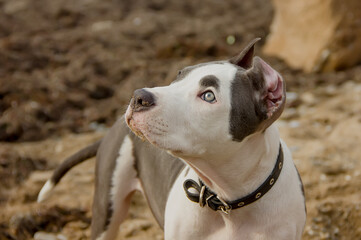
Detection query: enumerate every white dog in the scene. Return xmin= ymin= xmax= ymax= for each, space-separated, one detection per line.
xmin=38 ymin=38 xmax=306 ymax=240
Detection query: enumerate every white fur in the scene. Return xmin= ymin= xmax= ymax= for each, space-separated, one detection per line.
xmin=99 ymin=135 xmax=140 ymax=240
xmin=164 ymin=127 xmax=305 ymax=239
xmin=37 ymin=180 xmax=55 ymax=203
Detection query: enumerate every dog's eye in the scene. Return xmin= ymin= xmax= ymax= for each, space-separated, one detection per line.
xmin=201 ymin=91 xmax=216 ymax=103
xmin=177 ymin=71 xmax=182 ymax=76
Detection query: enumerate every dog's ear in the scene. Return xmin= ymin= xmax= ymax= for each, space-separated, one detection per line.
xmin=229 ymin=38 xmax=261 ymax=69
xmin=253 ymin=57 xmax=286 ymax=128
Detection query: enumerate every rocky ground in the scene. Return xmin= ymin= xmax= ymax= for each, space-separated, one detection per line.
xmin=0 ymin=0 xmax=360 ymax=239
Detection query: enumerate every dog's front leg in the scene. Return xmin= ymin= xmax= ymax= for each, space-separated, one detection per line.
xmin=91 ymin=119 xmax=139 ymax=240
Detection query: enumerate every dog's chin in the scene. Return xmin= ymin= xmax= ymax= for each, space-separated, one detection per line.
xmin=128 ymin=121 xmax=146 ymax=141
xmin=127 ymin=122 xmax=201 ymax=159
xmin=125 ymin=111 xmax=191 ymax=155
xmin=125 ymin=118 xmax=162 ymax=147
xmin=168 ymin=146 xmax=206 ymax=159
xmin=131 ymin=128 xmax=185 ymax=155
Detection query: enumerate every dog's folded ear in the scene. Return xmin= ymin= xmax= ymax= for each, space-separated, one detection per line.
xmin=253 ymin=57 xmax=286 ymax=128
xmin=229 ymin=38 xmax=285 ymax=135
xmin=229 ymin=38 xmax=261 ymax=69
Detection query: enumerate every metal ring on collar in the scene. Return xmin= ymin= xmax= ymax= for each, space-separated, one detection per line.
xmin=199 ymin=185 xmax=206 ymax=207
xmin=217 ymin=196 xmax=231 ymax=214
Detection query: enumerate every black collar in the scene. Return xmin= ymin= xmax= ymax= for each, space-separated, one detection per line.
xmin=183 ymin=144 xmax=283 ymax=214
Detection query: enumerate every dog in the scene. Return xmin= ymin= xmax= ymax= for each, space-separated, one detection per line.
xmin=38 ymin=38 xmax=306 ymax=240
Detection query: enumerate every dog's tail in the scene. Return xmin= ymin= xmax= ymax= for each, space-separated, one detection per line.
xmin=37 ymin=140 xmax=101 ymax=203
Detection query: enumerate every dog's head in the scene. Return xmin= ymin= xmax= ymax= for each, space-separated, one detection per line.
xmin=126 ymin=38 xmax=285 ymax=159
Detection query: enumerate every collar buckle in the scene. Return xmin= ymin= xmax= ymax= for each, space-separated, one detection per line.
xmin=183 ymin=143 xmax=283 ymax=213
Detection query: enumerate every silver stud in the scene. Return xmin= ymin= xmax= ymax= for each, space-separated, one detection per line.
xmin=279 ymin=162 xmax=283 ymax=169
xmin=255 ymin=192 xmax=262 ymax=199
xmin=270 ymin=178 xmax=275 ymax=185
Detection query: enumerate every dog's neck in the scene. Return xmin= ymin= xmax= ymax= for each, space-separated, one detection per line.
xmin=182 ymin=125 xmax=280 ymax=202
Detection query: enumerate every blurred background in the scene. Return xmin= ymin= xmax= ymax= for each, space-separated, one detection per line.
xmin=0 ymin=0 xmax=360 ymax=239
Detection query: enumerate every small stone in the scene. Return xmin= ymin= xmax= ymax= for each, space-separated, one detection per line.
xmin=325 ymin=125 xmax=332 ymax=133
xmin=300 ymin=92 xmax=316 ymax=106
xmin=4 ymin=0 xmax=28 ymax=14
xmin=318 ymin=202 xmax=333 ymax=215
xmin=90 ymin=21 xmax=113 ymax=32
xmin=313 ymin=216 xmax=323 ymax=223
xmin=89 ymin=122 xmax=107 ymax=132
xmin=64 ymin=221 xmax=89 ymax=230
xmin=289 ymin=145 xmax=300 ymax=153
xmin=28 ymin=171 xmax=52 ymax=183
xmin=286 ymin=92 xmax=300 ymax=107
xmin=120 ymin=219 xmax=153 ymax=237
xmin=55 ymin=143 xmax=63 ymax=153
xmin=289 ymin=120 xmax=300 ymax=128
xmin=34 ymin=232 xmax=67 ymax=240
xmin=282 ymin=108 xmax=299 ymax=120
xmin=319 ymin=231 xmax=330 ymax=239
xmin=307 ymin=229 xmax=314 ymax=236
xmin=320 ymin=174 xmax=327 ymax=181
xmin=133 ymin=17 xmax=142 ymax=26
xmin=56 ymin=234 xmax=67 ymax=240
xmin=324 ymin=85 xmax=337 ymax=96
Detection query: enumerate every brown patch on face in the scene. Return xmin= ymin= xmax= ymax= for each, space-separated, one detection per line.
xmin=199 ymin=75 xmax=220 ymax=90
xmin=229 ymin=69 xmax=268 ymax=142
xmin=229 ymin=57 xmax=286 ymax=141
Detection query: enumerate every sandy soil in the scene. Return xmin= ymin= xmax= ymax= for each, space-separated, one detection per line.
xmin=0 ymin=0 xmax=360 ymax=239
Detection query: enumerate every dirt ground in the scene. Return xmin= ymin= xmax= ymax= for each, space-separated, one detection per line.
xmin=0 ymin=0 xmax=361 ymax=239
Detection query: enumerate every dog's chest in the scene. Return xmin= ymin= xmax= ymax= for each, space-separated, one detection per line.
xmin=164 ymin=167 xmax=224 ymax=239
xmin=162 ymin=156 xmax=305 ymax=240
xmin=163 ymin=168 xmax=268 ymax=240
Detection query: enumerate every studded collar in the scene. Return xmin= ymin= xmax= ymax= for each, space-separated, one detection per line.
xmin=183 ymin=144 xmax=283 ymax=214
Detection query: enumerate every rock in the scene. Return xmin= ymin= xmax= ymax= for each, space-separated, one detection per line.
xmin=264 ymin=0 xmax=361 ymax=72
xmin=321 ymin=164 xmax=346 ymax=176
xmin=281 ymin=108 xmax=299 ymax=120
xmin=3 ymin=0 xmax=29 ymax=14
xmin=28 ymin=171 xmax=52 ymax=184
xmin=288 ymin=120 xmax=300 ymax=128
xmin=90 ymin=21 xmax=114 ymax=32
xmin=119 ymin=219 xmax=153 ymax=237
xmin=34 ymin=232 xmax=67 ymax=240
xmin=61 ymin=221 xmax=90 ymax=239
xmin=300 ymin=92 xmax=316 ymax=106
xmin=34 ymin=232 xmax=57 ymax=240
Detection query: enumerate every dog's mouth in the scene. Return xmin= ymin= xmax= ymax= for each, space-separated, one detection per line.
xmin=125 ymin=106 xmax=162 ymax=146
xmin=125 ymin=104 xmax=182 ymax=153
xmin=127 ymin=118 xmax=147 ymax=141
xmin=125 ymin=106 xmax=146 ymax=141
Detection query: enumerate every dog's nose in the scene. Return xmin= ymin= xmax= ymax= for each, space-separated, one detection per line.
xmin=132 ymin=89 xmax=156 ymax=112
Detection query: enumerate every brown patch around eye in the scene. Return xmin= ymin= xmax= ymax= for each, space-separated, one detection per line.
xmin=199 ymin=75 xmax=220 ymax=90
